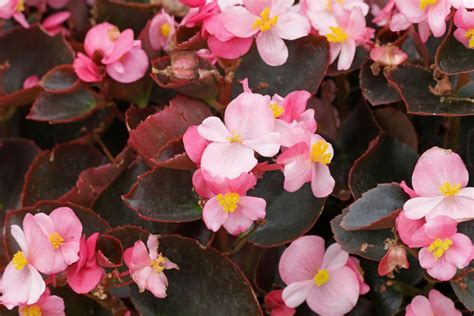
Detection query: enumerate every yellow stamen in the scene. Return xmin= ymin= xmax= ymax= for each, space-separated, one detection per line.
xmin=314 ymin=269 xmax=330 ymax=287
xmin=439 ymin=182 xmax=461 ymax=197
xmin=150 ymin=254 xmax=167 ymax=273
xmin=465 ymin=29 xmax=474 ymax=48
xmin=252 ymin=7 xmax=278 ymax=32
xmin=16 ymin=0 xmax=25 ymax=12
xmin=226 ymin=131 xmax=242 ymax=143
xmin=12 ymin=251 xmax=27 ymax=270
xmin=49 ymin=232 xmax=65 ymax=250
xmin=269 ymin=102 xmax=284 ymax=118
xmin=216 ymin=193 xmax=240 ymax=213
xmin=419 ymin=0 xmax=437 ymax=10
xmin=160 ymin=23 xmax=171 ymax=37
xmin=20 ymin=305 xmax=42 ymax=316
xmin=325 ymin=26 xmax=348 ymax=43
xmin=428 ymin=238 xmax=453 ymax=259
xmin=310 ymin=140 xmax=333 ymax=165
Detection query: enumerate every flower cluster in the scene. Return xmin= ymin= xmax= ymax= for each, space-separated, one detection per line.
xmin=184 ymin=83 xmax=335 ymax=235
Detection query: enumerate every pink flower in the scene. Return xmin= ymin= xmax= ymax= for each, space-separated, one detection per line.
xmin=1 ymin=215 xmax=54 ymax=309
xmin=183 ymin=125 xmax=209 ymax=165
xmin=66 ymin=233 xmax=105 ymax=294
xmin=370 ymin=45 xmax=408 ymax=66
xmin=270 ymin=91 xmax=317 ymax=148
xmin=396 ymin=211 xmax=428 ymax=248
xmin=279 ymin=236 xmax=361 ymax=315
xmin=0 ymin=0 xmax=29 ymax=28
xmin=405 ymin=289 xmax=462 ymax=316
xmin=452 ymin=0 xmax=474 ymax=9
xmin=41 ymin=11 xmax=71 ymax=36
xmin=264 ymin=290 xmax=295 ymax=316
xmin=149 ymin=10 xmax=176 ymax=51
xmin=179 ymin=0 xmax=205 ymax=7
xmin=454 ymin=6 xmax=474 ymax=49
xmin=347 ymin=257 xmax=370 ymax=294
xmin=73 ymin=23 xmax=149 ymax=84
xmin=395 ymin=0 xmax=451 ymax=38
xmin=372 ymin=0 xmax=396 ymax=26
xmin=277 ymin=133 xmax=335 ymax=198
xmin=320 ymin=5 xmax=369 ymax=70
xmin=221 ymin=0 xmax=310 ymax=66
xmin=197 ymin=92 xmax=280 ymax=179
xmin=34 ymin=207 xmax=82 ymax=274
xmin=124 ymin=235 xmax=179 ymax=298
xmin=417 ymin=216 xmax=472 ymax=281
xmin=23 ymin=75 xmax=39 ymax=89
xmin=403 ymin=147 xmax=474 ymax=221
xmin=19 ymin=288 xmax=65 ymax=316
xmin=199 ymin=171 xmax=266 ymax=236
xmin=377 ymin=245 xmax=410 ymax=277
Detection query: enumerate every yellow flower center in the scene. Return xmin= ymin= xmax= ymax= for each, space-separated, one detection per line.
xmin=150 ymin=254 xmax=166 ymax=273
xmin=269 ymin=102 xmax=284 ymax=118
xmin=49 ymin=232 xmax=65 ymax=250
xmin=226 ymin=131 xmax=242 ymax=143
xmin=310 ymin=140 xmax=333 ymax=165
xmin=160 ymin=23 xmax=171 ymax=37
xmin=439 ymin=182 xmax=461 ymax=197
xmin=16 ymin=0 xmax=25 ymax=12
xmin=465 ymin=29 xmax=474 ymax=48
xmin=252 ymin=7 xmax=278 ymax=32
xmin=216 ymin=193 xmax=240 ymax=213
xmin=20 ymin=305 xmax=42 ymax=316
xmin=419 ymin=0 xmax=437 ymax=10
xmin=428 ymin=238 xmax=453 ymax=259
xmin=12 ymin=251 xmax=27 ymax=270
xmin=325 ymin=26 xmax=348 ymax=43
xmin=314 ymin=269 xmax=330 ymax=287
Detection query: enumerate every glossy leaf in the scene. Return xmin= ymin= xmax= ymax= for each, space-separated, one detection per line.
xmin=451 ymin=262 xmax=474 ymax=311
xmin=436 ymin=31 xmax=474 ymax=75
xmin=360 ymin=62 xmax=400 ymax=106
xmin=39 ymin=64 xmax=80 ymax=94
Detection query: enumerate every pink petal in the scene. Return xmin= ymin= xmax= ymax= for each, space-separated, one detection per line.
xmin=277 ymin=142 xmax=310 ymax=165
xmin=256 ymin=30 xmax=288 ymax=66
xmin=407 ymin=295 xmax=433 ymax=316
xmin=192 ymin=169 xmax=213 ymax=198
xmin=202 ymin=197 xmax=229 ymax=232
xmin=238 ymin=196 xmax=266 ymax=221
xmin=395 ymin=0 xmax=427 ymax=23
xmin=207 ymin=35 xmax=253 ymax=60
xmin=454 ymin=28 xmax=471 ymax=49
xmin=281 ymin=279 xmax=314 ymax=308
xmin=280 ymin=91 xmax=312 ymax=123
xmin=310 ymin=163 xmax=335 ymax=198
xmin=183 ymin=126 xmax=209 ymax=165
xmin=66 ymin=265 xmax=104 ymax=294
xmin=146 ymin=235 xmax=159 ymax=260
xmin=102 ymin=29 xmax=134 ymax=64
xmin=274 ymin=11 xmax=310 ymax=40
xmin=200 ymin=142 xmax=257 ymax=179
xmin=418 ymin=247 xmax=438 ymax=269
xmin=321 ymin=243 xmax=349 ymax=271
xmin=84 ymin=22 xmax=117 ymax=57
xmin=225 ymin=172 xmax=258 ymax=195
xmin=445 ymin=233 xmax=472 ymax=268
xmin=429 ymin=289 xmax=462 ymax=316
xmin=50 ymin=207 xmax=83 ymax=242
xmin=346 ymin=7 xmax=366 ymax=38
xmin=11 ymin=225 xmax=28 ymax=254
xmin=337 ymin=40 xmax=356 ymax=71
xmin=396 ymin=211 xmax=429 ymax=248
xmin=427 ymin=194 xmax=474 ymax=221
xmin=39 ymin=294 xmax=66 ymax=315
xmin=146 ymin=271 xmax=169 ymax=298
xmin=23 ymin=214 xmax=55 ymax=274
xmin=1 ymin=263 xmax=45 ymax=308
xmin=242 ymin=132 xmax=280 ymax=157
xmin=243 ymin=0 xmax=272 ymax=15
xmin=198 ymin=116 xmax=231 ymax=142
xmin=412 ymin=147 xmax=469 ymax=197
xmin=106 ymin=47 xmax=149 ymax=83
xmin=73 ymin=53 xmax=104 ymax=83
xmin=222 ymin=209 xmax=254 ymax=235
xmin=306 ymin=266 xmax=359 ymax=315
xmin=282 ymin=159 xmax=313 ymax=192
xmin=423 ymin=215 xmax=457 ymax=239
xmin=403 ymin=196 xmax=444 ymax=220
xmin=42 ymin=11 xmax=71 ymax=29
xmin=427 ymin=1 xmax=450 ymax=37
xmin=221 ymin=6 xmax=259 ymax=38
xmin=426 ymin=258 xmax=457 ymax=281
xmin=279 ymin=235 xmax=325 ymax=284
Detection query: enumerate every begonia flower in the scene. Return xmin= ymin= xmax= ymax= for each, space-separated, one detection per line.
xmin=403 ymin=147 xmax=474 ymax=221
xmin=370 ymin=45 xmax=408 ymax=66
xmin=19 ymin=288 xmax=65 ymax=316
xmin=280 ymin=235 xmax=361 ymax=315
xmin=124 ymin=235 xmax=179 ymax=298
xmin=199 ymin=171 xmax=265 ymax=235
xmin=417 ymin=216 xmax=472 ymax=281
xmin=34 ymin=207 xmax=82 ymax=274
xmin=454 ymin=6 xmax=474 ymax=49
xmin=183 ymin=125 xmax=209 ymax=165
xmin=179 ymin=0 xmax=205 ymax=7
xmin=378 ymin=244 xmax=410 ymax=277
xmin=198 ymin=91 xmax=280 ymax=179
xmin=264 ymin=290 xmax=295 ymax=316
xmin=396 ymin=210 xmax=428 ymax=248
xmin=347 ymin=256 xmax=370 ymax=294
xmin=41 ymin=11 xmax=71 ymax=36
xmin=277 ymin=133 xmax=335 ymax=198
xmin=1 ymin=215 xmax=55 ymax=309
xmin=221 ymin=0 xmax=310 ymax=66
xmin=149 ymin=10 xmax=176 ymax=51
xmin=0 ymin=0 xmax=29 ymax=28
xmin=66 ymin=233 xmax=105 ymax=294
xmin=23 ymin=75 xmax=39 ymax=89
xmin=405 ymin=289 xmax=462 ymax=316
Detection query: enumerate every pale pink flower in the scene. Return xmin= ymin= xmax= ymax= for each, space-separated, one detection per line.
xmin=221 ymin=0 xmax=310 ymax=66
xmin=301 ymin=0 xmax=369 ymax=34
xmin=264 ymin=290 xmax=295 ymax=316
xmin=347 ymin=257 xmax=370 ymax=294
xmin=197 ymin=92 xmax=280 ymax=179
xmin=66 ymin=233 xmax=105 ymax=294
xmin=277 ymin=133 xmax=335 ymax=198
xmin=23 ymin=75 xmax=39 ymax=89
xmin=417 ymin=216 xmax=472 ymax=281
xmin=1 ymin=215 xmax=54 ymax=309
xmin=405 ymin=289 xmax=462 ymax=316
xmin=199 ymin=171 xmax=266 ymax=236
xmin=124 ymin=235 xmax=178 ymax=298
xmin=319 ymin=5 xmax=369 ymax=70
xmin=270 ymin=90 xmax=316 ymax=148
xmin=280 ymin=236 xmax=361 ymax=315
xmin=454 ymin=6 xmax=474 ymax=49
xmin=19 ymin=288 xmax=65 ymax=316
xmin=0 ymin=0 xmax=29 ymax=28
xmin=452 ymin=0 xmax=474 ymax=8
xmin=403 ymin=147 xmax=474 ymax=221
xmin=395 ymin=0 xmax=451 ymax=38
xmin=41 ymin=11 xmax=71 ymax=36
xmin=396 ymin=210 xmax=429 ymax=248
xmin=149 ymin=10 xmax=176 ymax=51
xmin=370 ymin=45 xmax=408 ymax=66
xmin=372 ymin=0 xmax=396 ymax=26
xmin=73 ymin=23 xmax=149 ymax=84
xmin=34 ymin=207 xmax=82 ymax=274
xmin=377 ymin=245 xmax=410 ymax=277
